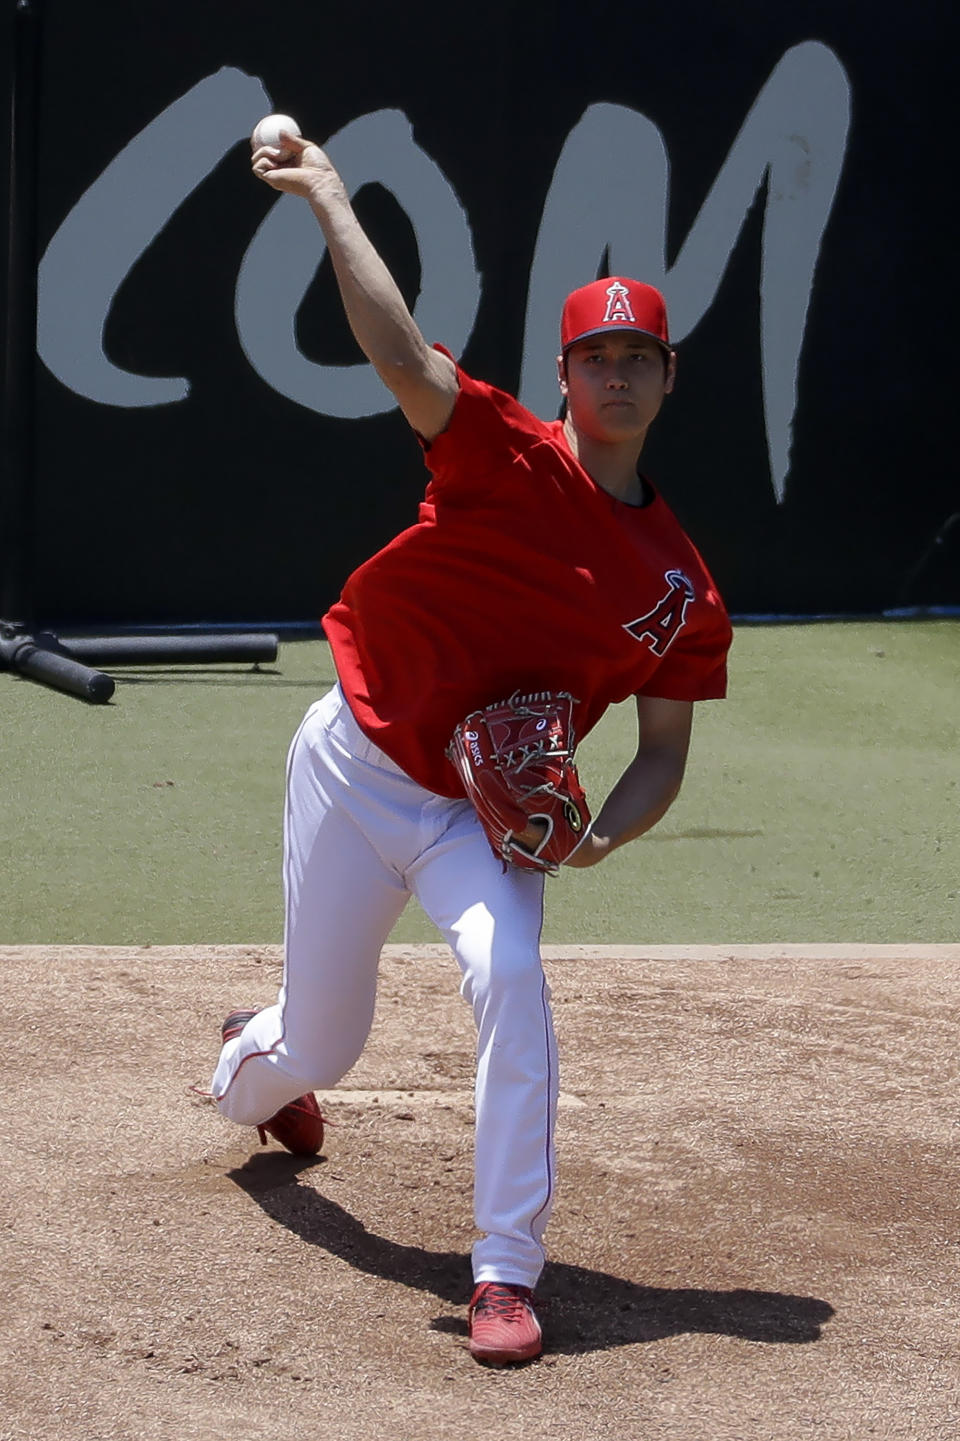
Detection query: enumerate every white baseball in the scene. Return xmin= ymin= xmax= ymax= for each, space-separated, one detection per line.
xmin=251 ymin=114 xmax=302 ymax=152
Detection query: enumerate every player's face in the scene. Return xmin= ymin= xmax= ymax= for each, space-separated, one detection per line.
xmin=558 ymin=332 xmax=675 ymax=444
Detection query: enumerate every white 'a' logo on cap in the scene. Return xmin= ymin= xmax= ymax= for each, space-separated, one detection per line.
xmin=602 ymin=280 xmax=636 ymax=324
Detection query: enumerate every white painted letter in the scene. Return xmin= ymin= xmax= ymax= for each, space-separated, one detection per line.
xmin=37 ymin=67 xmax=272 ymax=406
xmin=520 ymin=43 xmax=851 ymax=501
xmin=235 ymin=109 xmax=480 ymax=417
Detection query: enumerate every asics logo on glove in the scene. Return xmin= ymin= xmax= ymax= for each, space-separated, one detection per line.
xmin=465 ymin=731 xmax=484 ymax=766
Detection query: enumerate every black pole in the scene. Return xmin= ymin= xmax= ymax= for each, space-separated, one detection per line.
xmin=36 ymin=632 xmax=280 ymax=666
xmin=1 ymin=0 xmax=42 ymax=626
xmin=0 ymin=621 xmax=114 ymax=702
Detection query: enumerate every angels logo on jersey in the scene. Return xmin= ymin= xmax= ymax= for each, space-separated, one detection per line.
xmin=623 ymin=570 xmax=695 ymax=655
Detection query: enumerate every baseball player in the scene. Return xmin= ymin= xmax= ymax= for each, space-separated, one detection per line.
xmin=211 ymin=126 xmax=732 ymax=1366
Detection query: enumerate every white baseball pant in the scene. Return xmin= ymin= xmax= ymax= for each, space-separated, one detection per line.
xmin=212 ymin=683 xmax=557 ymax=1289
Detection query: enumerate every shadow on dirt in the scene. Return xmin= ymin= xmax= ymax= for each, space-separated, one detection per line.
xmin=229 ymin=1154 xmax=835 ymax=1355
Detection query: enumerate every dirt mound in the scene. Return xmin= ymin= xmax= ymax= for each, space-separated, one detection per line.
xmin=2 ymin=944 xmax=957 ymax=1440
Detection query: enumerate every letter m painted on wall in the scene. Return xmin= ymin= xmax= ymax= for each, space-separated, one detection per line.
xmin=519 ymin=43 xmax=851 ymax=503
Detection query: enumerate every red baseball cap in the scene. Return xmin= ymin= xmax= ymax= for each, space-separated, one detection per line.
xmin=560 ymin=277 xmax=670 ymax=355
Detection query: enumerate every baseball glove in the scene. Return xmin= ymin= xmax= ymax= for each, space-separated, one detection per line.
xmin=446 ymin=690 xmax=591 ymax=875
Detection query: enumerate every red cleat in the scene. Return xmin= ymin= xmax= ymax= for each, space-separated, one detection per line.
xmin=468 ymin=1282 xmax=542 ymax=1365
xmin=254 ymin=1090 xmax=324 ymax=1155
xmin=220 ymin=1009 xmax=325 ymax=1156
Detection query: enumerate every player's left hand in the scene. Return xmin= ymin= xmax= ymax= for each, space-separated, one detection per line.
xmin=514 ymin=819 xmax=548 ymax=851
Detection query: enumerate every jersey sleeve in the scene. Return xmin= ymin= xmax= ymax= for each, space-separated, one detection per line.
xmin=636 ymin=591 xmax=732 ymax=702
xmin=418 ymin=345 xmax=550 ymax=503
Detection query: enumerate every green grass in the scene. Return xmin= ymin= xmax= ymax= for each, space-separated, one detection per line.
xmin=1 ymin=622 xmax=957 ymax=944
xmin=567 ymin=620 xmax=960 ymax=943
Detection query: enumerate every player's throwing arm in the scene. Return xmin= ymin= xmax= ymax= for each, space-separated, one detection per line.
xmin=250 ymin=116 xmax=457 ymax=440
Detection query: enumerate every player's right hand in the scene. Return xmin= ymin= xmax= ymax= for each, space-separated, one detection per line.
xmin=251 ymin=133 xmax=344 ymax=203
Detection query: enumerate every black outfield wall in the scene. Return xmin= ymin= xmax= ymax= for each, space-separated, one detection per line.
xmin=2 ymin=0 xmax=956 ymax=628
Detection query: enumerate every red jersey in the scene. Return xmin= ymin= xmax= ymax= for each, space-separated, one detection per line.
xmin=324 ymin=356 xmax=732 ymax=797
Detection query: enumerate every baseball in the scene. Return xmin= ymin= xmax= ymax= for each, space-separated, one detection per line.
xmin=251 ymin=113 xmax=302 ymax=153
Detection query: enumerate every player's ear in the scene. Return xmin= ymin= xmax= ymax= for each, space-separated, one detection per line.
xmin=557 ymin=354 xmax=569 ymax=396
xmin=664 ymin=349 xmax=677 ymax=394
